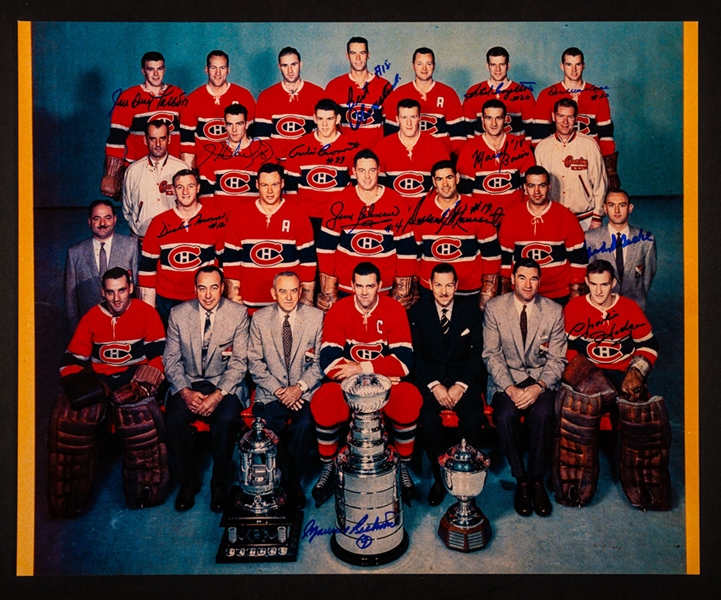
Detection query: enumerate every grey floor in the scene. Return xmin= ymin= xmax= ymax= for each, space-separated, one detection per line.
xmin=32 ymin=197 xmax=687 ymax=576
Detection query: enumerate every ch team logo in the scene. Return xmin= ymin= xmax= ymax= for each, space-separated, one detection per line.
xmin=347 ymin=106 xmax=375 ymax=127
xmin=277 ymin=116 xmax=307 ymax=139
xmin=307 ymin=166 xmax=339 ymax=190
xmin=99 ymin=343 xmax=133 ymax=365
xmin=430 ymin=237 xmax=462 ymax=260
xmin=150 ymin=111 xmax=177 ymax=132
xmin=575 ymin=115 xmax=591 ymax=136
xmin=420 ymin=116 xmax=438 ymax=134
xmin=481 ymin=172 xmax=513 ymax=194
xmin=393 ymin=172 xmax=425 ymax=196
xmin=350 ymin=231 xmax=385 ymax=255
xmin=350 ymin=343 xmax=384 ymax=362
xmin=587 ymin=341 xmax=624 ymax=365
xmin=250 ymin=241 xmax=284 ymax=266
xmin=168 ymin=245 xmax=203 ymax=270
xmin=219 ymin=171 xmax=251 ymax=194
xmin=159 ymin=180 xmax=174 ymax=196
xmin=521 ymin=243 xmax=554 ymax=265
xmin=202 ymin=118 xmax=228 ymax=142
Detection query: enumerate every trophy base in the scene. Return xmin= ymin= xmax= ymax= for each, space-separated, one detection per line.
xmin=438 ymin=509 xmax=492 ymax=552
xmin=216 ymin=486 xmax=303 ymax=563
xmin=330 ymin=529 xmax=409 ymax=567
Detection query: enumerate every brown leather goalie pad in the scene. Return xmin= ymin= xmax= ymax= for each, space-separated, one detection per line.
xmin=552 ymin=356 xmax=617 ymax=506
xmin=110 ymin=395 xmax=170 ymax=508
xmin=617 ymin=395 xmax=671 ymax=511
xmin=47 ymin=394 xmax=106 ymax=518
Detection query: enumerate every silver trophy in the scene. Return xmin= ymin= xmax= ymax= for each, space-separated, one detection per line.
xmin=331 ymin=373 xmax=409 ymax=566
xmin=438 ymin=438 xmax=492 ymax=552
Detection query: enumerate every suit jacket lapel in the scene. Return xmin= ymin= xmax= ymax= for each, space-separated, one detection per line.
xmin=190 ymin=300 xmax=204 ymax=371
xmin=526 ymin=296 xmax=543 ymax=355
xmin=290 ymin=305 xmax=305 ymax=368
xmin=507 ymin=293 xmax=526 ymax=358
xmin=623 ymin=225 xmax=640 ymax=273
xmin=84 ymin=239 xmax=100 ymax=281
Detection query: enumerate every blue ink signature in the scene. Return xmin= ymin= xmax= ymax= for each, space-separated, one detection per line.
xmin=587 ymin=229 xmax=654 ymax=259
xmin=302 ymin=512 xmax=398 ymax=547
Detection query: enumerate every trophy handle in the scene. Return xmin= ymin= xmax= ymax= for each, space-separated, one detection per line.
xmin=442 ymin=467 xmax=453 ymax=492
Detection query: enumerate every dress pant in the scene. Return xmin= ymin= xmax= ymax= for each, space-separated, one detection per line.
xmin=165 ymin=380 xmax=242 ymax=487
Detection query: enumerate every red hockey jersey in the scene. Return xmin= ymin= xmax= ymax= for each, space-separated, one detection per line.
xmin=463 ymin=80 xmax=535 ymax=141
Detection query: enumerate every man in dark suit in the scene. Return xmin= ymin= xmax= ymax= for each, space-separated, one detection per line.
xmin=408 ymin=263 xmax=486 ymax=506
xmin=64 ymin=199 xmax=139 ymax=334
xmin=482 ymin=257 xmax=567 ymax=517
xmin=163 ymin=265 xmax=250 ymax=513
xmin=247 ymin=271 xmax=324 ymax=508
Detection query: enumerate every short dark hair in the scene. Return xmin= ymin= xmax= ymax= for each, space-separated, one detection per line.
xmin=587 ymin=259 xmax=615 ymax=279
xmin=396 ymin=97 xmax=421 ymax=114
xmin=430 ymin=263 xmax=457 ymax=283
xmin=278 ymin=46 xmax=300 ymax=63
xmin=145 ymin=119 xmax=169 ymax=137
xmin=141 ymin=51 xmax=164 ymax=68
xmin=562 ymin=47 xmax=584 ymax=63
xmin=482 ymin=98 xmax=507 ymax=118
xmin=257 ymin=162 xmax=285 ymax=180
xmin=431 ymin=159 xmax=456 ymax=178
xmin=315 ymin=98 xmax=341 ymax=116
xmin=604 ymin=189 xmax=630 ymax=204
xmin=412 ymin=47 xmax=435 ymax=63
xmin=353 ymin=148 xmax=379 ymax=168
xmin=224 ymin=103 xmax=248 ymax=119
xmin=352 ymin=261 xmax=381 ymax=284
xmin=486 ymin=46 xmax=509 ymax=63
xmin=512 ymin=257 xmax=541 ymax=277
xmin=88 ymin=199 xmax=116 ymax=218
xmin=207 ymin=50 xmax=229 ymax=67
xmin=102 ymin=266 xmax=131 ymax=288
xmin=347 ymin=37 xmax=369 ymax=53
xmin=553 ymin=98 xmax=578 ymax=116
xmin=524 ymin=165 xmax=550 ymax=184
xmin=172 ymin=169 xmax=200 ymax=187
xmin=194 ymin=264 xmax=224 ymax=286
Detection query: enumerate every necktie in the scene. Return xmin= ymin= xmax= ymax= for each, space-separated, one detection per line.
xmin=202 ymin=310 xmax=212 ymax=365
xmin=440 ymin=308 xmax=450 ymax=335
xmin=520 ymin=304 xmax=528 ymax=347
xmin=282 ymin=314 xmax=293 ymax=370
xmin=99 ymin=242 xmax=107 ymax=276
xmin=615 ymin=233 xmax=624 ymax=282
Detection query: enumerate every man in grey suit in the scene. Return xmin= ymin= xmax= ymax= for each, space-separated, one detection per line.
xmin=248 ymin=271 xmax=324 ymax=508
xmin=584 ymin=190 xmax=657 ymax=311
xmin=64 ymin=199 xmax=139 ymax=333
xmin=163 ymin=265 xmax=250 ymax=513
xmin=482 ymin=257 xmax=567 ymax=517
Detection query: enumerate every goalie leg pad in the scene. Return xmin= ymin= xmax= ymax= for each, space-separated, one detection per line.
xmin=617 ymin=395 xmax=671 ymax=511
xmin=47 ymin=394 xmax=106 ymax=518
xmin=111 ymin=396 xmax=170 ymax=509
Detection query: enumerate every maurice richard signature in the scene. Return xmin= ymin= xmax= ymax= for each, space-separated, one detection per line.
xmin=302 ymin=512 xmax=398 ymax=548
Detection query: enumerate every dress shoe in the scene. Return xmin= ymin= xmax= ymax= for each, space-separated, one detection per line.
xmin=174 ymin=480 xmax=201 ymax=512
xmin=286 ymin=483 xmax=306 ymax=509
xmin=514 ymin=480 xmax=533 ymax=517
xmin=210 ymin=484 xmax=229 ymax=513
xmin=312 ymin=462 xmax=336 ymax=508
xmin=428 ymin=480 xmax=447 ymax=507
xmin=399 ymin=462 xmax=415 ymax=507
xmin=532 ymin=479 xmax=553 ymax=517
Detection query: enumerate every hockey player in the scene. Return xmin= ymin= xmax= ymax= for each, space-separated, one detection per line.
xmin=383 ymin=47 xmax=466 ymax=156
xmin=100 ymin=51 xmax=186 ymax=199
xmin=532 ymin=47 xmax=620 ymax=190
xmin=179 ymin=50 xmax=256 ymax=170
xmin=409 ymin=160 xmax=501 ymax=310
xmin=463 ymin=46 xmax=535 ymax=142
xmin=316 ymin=148 xmax=416 ymax=311
xmin=223 ymin=162 xmax=317 ymax=314
xmin=499 ymin=165 xmax=588 ymax=304
xmin=310 ymin=262 xmax=423 ymax=507
xmin=456 ymin=99 xmax=536 ymax=228
xmin=255 ymin=47 xmax=325 ymax=158
xmin=49 ymin=267 xmax=168 ymax=517
xmin=534 ymin=98 xmax=608 ymax=231
xmin=554 ymin=260 xmax=669 ymax=511
xmin=324 ymin=36 xmax=394 ymax=150
xmin=373 ymin=98 xmax=450 ymax=206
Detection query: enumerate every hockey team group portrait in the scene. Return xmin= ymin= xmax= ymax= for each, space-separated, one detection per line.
xmin=17 ymin=19 xmax=696 ymax=580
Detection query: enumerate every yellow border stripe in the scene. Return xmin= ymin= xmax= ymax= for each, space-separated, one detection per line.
xmin=17 ymin=20 xmax=35 ymax=577
xmin=683 ymin=20 xmax=700 ymax=576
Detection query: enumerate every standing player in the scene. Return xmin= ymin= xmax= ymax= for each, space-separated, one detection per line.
xmin=463 ymin=46 xmax=535 ymax=142
xmin=255 ymin=47 xmax=325 ymax=158
xmin=101 ymin=51 xmax=186 ymax=199
xmin=532 ymin=47 xmax=619 ymax=190
xmin=383 ymin=47 xmax=465 ymax=156
xmin=223 ymin=163 xmax=316 ymax=314
xmin=373 ymin=98 xmax=450 ymax=206
xmin=324 ymin=37 xmax=394 ymax=150
xmin=180 ymin=50 xmax=256 ymax=170
xmin=456 ymin=99 xmax=536 ymax=228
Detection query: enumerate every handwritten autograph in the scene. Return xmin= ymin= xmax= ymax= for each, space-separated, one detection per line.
xmin=587 ymin=229 xmax=654 ymax=259
xmin=302 ymin=512 xmax=398 ymax=547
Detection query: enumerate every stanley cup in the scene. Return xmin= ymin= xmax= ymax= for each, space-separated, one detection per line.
xmin=330 ymin=373 xmax=409 ymax=566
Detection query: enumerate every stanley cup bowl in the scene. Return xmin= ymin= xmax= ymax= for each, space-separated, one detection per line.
xmin=341 ymin=373 xmax=392 ymax=414
xmin=439 ymin=439 xmax=491 ymax=499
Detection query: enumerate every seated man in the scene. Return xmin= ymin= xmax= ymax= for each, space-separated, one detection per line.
xmin=408 ymin=263 xmax=485 ymax=506
xmin=247 ymin=271 xmax=325 ymax=508
xmin=556 ymin=259 xmax=670 ymax=511
xmin=310 ymin=262 xmax=423 ymax=507
xmin=163 ymin=265 xmax=250 ymax=513
xmin=50 ymin=267 xmax=167 ymax=517
xmin=482 ymin=257 xmax=567 ymax=517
